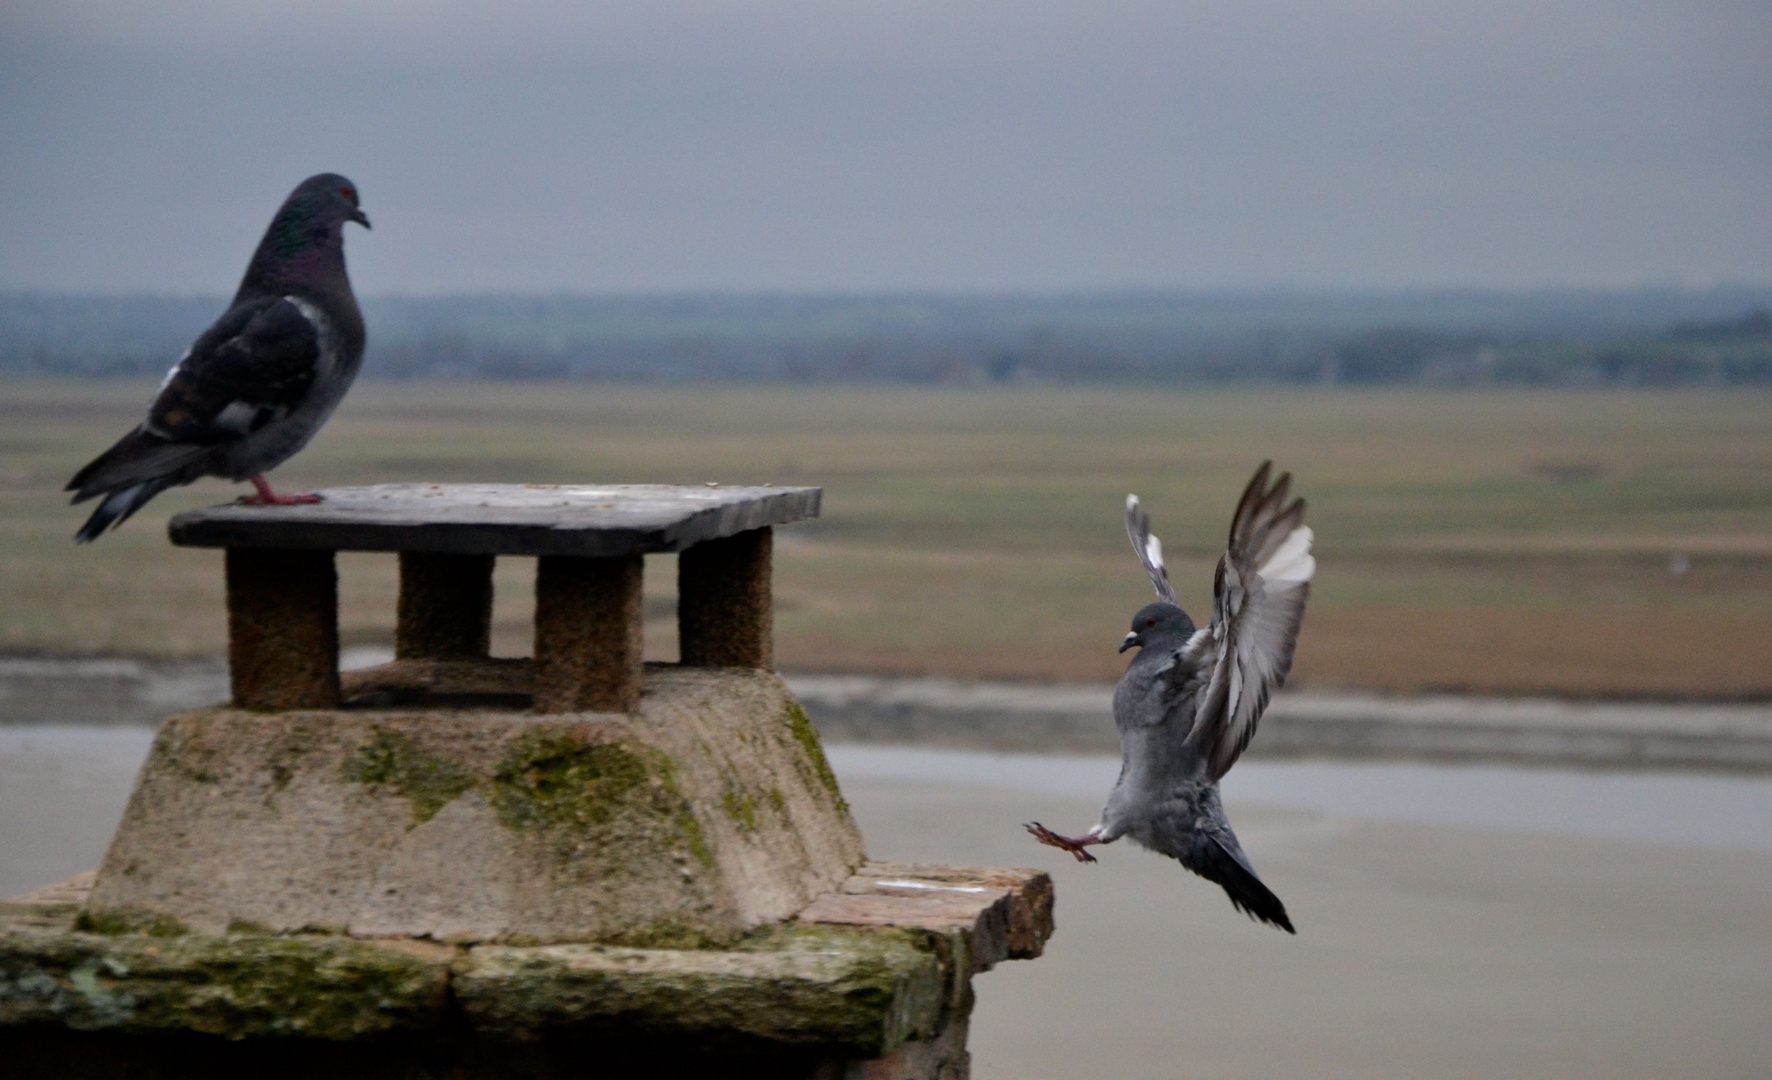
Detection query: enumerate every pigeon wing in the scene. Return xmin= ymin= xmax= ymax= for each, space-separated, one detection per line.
xmin=147 ymin=296 xmax=323 ymax=446
xmin=1183 ymin=462 xmax=1315 ymax=781
xmin=1125 ymin=495 xmax=1179 ymax=605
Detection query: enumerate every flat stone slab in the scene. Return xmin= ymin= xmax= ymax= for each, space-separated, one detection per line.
xmin=167 ymin=483 xmax=820 ymax=556
xmin=1 ymin=863 xmax=1053 ymax=1056
xmin=799 ymin=863 xmax=1052 ymax=974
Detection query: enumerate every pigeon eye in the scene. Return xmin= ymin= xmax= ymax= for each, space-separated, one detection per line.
xmin=1145 ymin=617 xmax=1157 ymax=628
xmin=339 ymin=186 xmax=356 ymax=203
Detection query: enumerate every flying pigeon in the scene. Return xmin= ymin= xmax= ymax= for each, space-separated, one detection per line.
xmin=66 ymin=173 xmax=371 ymax=542
xmin=1026 ymin=462 xmax=1315 ymax=932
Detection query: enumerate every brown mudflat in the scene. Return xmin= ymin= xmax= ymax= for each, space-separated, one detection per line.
xmin=8 ymin=380 xmax=1772 ymax=697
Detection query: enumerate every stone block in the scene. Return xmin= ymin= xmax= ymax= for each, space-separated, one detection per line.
xmin=226 ymin=547 xmax=339 ymax=710
xmin=679 ymin=527 xmax=773 ymax=669
xmin=453 ymin=926 xmax=943 ymax=1054
xmin=397 ymin=551 xmax=495 ymax=659
xmin=3 ymin=860 xmax=1054 ymax=1077
xmin=533 ymin=554 xmax=644 ymax=713
xmin=87 ymin=669 xmax=864 ymax=945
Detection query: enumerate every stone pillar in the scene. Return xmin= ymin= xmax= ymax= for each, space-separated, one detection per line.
xmin=225 ymin=547 xmax=339 ymax=710
xmin=533 ymin=554 xmax=643 ymax=713
xmin=679 ymin=527 xmax=773 ymax=670
xmin=396 ymin=551 xmax=495 ymax=660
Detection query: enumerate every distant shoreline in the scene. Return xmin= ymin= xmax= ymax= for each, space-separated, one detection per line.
xmin=5 ymin=653 xmax=1770 ymax=774
xmin=6 ymin=287 xmax=1769 ymax=386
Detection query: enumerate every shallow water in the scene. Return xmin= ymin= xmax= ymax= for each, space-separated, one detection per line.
xmin=827 ymin=744 xmax=1772 ymax=854
xmin=6 ymin=727 xmax=1772 ymax=899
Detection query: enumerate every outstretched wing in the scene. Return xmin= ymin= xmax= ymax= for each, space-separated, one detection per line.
xmin=1125 ymin=494 xmax=1178 ymax=605
xmin=1184 ymin=462 xmax=1315 ymax=781
xmin=145 ymin=295 xmax=324 ymax=446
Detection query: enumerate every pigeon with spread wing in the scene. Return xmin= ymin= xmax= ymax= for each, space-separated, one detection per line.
xmin=1027 ymin=462 xmax=1315 ymax=932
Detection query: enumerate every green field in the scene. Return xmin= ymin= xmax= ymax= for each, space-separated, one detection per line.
xmin=5 ymin=379 xmax=1771 ymax=696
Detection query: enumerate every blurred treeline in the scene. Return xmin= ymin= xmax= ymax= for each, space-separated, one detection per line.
xmin=4 ymin=288 xmax=1770 ymax=387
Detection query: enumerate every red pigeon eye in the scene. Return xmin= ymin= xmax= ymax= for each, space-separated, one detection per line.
xmin=340 ymin=187 xmax=356 ymax=202
xmin=1145 ymin=617 xmax=1157 ymax=628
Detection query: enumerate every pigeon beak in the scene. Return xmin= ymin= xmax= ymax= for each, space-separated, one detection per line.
xmin=349 ymin=208 xmax=371 ymax=229
xmin=1119 ymin=632 xmax=1139 ymax=653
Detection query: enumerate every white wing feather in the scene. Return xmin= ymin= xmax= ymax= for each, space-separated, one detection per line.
xmin=1125 ymin=494 xmax=1178 ymax=605
xmin=1185 ymin=464 xmax=1315 ymax=781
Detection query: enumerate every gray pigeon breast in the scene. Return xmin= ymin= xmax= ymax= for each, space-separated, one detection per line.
xmin=215 ymin=295 xmax=360 ymax=480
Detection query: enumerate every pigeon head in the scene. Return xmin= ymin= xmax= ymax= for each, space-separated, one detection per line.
xmin=1121 ymin=601 xmax=1194 ymax=653
xmin=270 ymin=173 xmax=370 ymax=243
xmin=242 ymin=173 xmax=370 ymax=292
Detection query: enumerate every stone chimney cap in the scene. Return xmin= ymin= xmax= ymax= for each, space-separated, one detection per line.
xmin=168 ymin=483 xmax=820 ymax=557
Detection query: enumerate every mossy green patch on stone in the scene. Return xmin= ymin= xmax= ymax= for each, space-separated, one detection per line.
xmin=225 ymin=919 xmax=275 ymax=936
xmin=650 ymin=754 xmax=716 ymax=869
xmin=723 ymin=790 xmax=758 ymax=832
xmin=454 ymin=924 xmax=944 ymax=1053
xmin=265 ymin=729 xmax=312 ymax=796
xmin=74 ymin=908 xmax=189 ymax=938
xmin=491 ymin=731 xmax=652 ymax=831
xmin=490 ymin=729 xmax=719 ymax=874
xmin=149 ymin=727 xmax=220 ymax=785
xmin=676 ymin=809 xmax=715 ymax=869
xmin=0 ymin=930 xmax=449 ymax=1039
xmin=341 ymin=729 xmax=473 ymax=824
xmin=599 ymin=914 xmax=732 ymax=951
xmin=784 ymin=702 xmax=846 ymax=810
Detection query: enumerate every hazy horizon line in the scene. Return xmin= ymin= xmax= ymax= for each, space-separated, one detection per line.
xmin=6 ymin=283 xmax=1771 ymax=302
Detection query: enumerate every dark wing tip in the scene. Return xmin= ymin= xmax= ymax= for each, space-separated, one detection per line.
xmin=1228 ymin=461 xmax=1274 ymax=547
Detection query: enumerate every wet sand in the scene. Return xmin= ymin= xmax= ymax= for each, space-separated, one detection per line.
xmin=854 ymin=779 xmax=1772 ymax=1080
xmin=3 ymin=733 xmax=1769 ymax=1078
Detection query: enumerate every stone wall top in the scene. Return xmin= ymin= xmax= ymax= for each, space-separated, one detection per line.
xmin=167 ymin=483 xmax=820 ymax=556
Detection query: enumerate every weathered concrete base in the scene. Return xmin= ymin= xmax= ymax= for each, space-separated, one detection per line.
xmin=88 ymin=668 xmax=864 ymax=945
xmin=1 ymin=863 xmax=1051 ymax=1079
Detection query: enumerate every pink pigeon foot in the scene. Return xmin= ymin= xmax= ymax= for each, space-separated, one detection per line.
xmin=240 ymin=475 xmax=323 ymax=506
xmin=1025 ymin=821 xmax=1102 ymax=863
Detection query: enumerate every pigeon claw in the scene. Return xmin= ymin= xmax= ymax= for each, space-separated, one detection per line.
xmin=1025 ymin=821 xmax=1099 ymax=863
xmin=241 ymin=475 xmax=324 ymax=506
xmin=240 ymin=492 xmax=323 ymax=506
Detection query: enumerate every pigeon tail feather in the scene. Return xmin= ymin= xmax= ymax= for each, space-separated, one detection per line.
xmin=74 ymin=477 xmax=176 ymax=544
xmin=68 ymin=428 xmax=207 ymax=503
xmin=68 ymin=427 xmax=210 ymax=542
xmin=1185 ymin=833 xmax=1295 ymax=934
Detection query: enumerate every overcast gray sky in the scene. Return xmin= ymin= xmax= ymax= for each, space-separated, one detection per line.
xmin=2 ymin=1 xmax=1767 ymax=293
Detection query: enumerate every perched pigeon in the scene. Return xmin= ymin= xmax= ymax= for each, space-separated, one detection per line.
xmin=66 ymin=174 xmax=371 ymax=542
xmin=1027 ymin=462 xmax=1315 ymax=932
